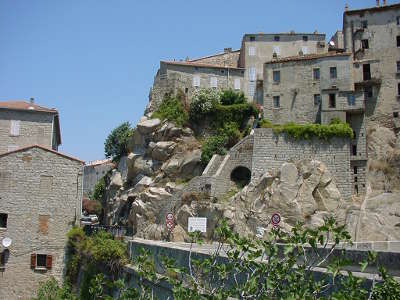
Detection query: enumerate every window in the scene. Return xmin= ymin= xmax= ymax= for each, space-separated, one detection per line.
xmin=354 ymin=166 xmax=358 ymax=174
xmin=397 ymin=36 xmax=400 ymax=47
xmin=210 ymin=76 xmax=217 ymax=88
xmin=329 ymin=94 xmax=336 ymax=108
xmin=313 ymin=68 xmax=320 ymax=80
xmin=248 ymin=67 xmax=256 ymax=81
xmin=248 ymin=81 xmax=255 ymax=96
xmin=31 ymin=253 xmax=52 ymax=270
xmin=397 ymin=61 xmax=400 ymax=73
xmin=361 ymin=39 xmax=369 ymax=49
xmin=248 ymin=46 xmax=256 ymax=56
xmin=397 ymin=16 xmax=400 ymax=25
xmin=273 ymin=46 xmax=280 ymax=56
xmin=273 ymin=96 xmax=280 ymax=108
xmin=330 ymin=67 xmax=337 ymax=79
xmin=220 ymin=70 xmax=225 ymax=74
xmin=348 ymin=94 xmax=356 ymax=106
xmin=352 ymin=145 xmax=357 ymax=156
xmin=364 ymin=87 xmax=373 ymax=99
xmin=185 ymin=87 xmax=188 ymax=94
xmin=274 ymin=35 xmax=280 ymax=41
xmin=361 ymin=20 xmax=368 ymax=29
xmin=10 ymin=120 xmax=20 ymax=136
xmin=398 ymin=83 xmax=400 ymax=96
xmin=363 ymin=64 xmax=371 ymax=81
xmin=314 ymin=94 xmax=321 ymax=106
xmin=393 ymin=112 xmax=399 ymax=118
xmin=303 ymin=35 xmax=308 ymax=41
xmin=234 ymin=78 xmax=241 ymax=90
xmin=0 ymin=250 xmax=6 ymax=268
xmin=0 ymin=213 xmax=7 ymax=228
xmin=192 ymin=75 xmax=200 ymax=87
xmin=249 ymin=36 xmax=256 ymax=41
xmin=273 ymin=70 xmax=280 ymax=83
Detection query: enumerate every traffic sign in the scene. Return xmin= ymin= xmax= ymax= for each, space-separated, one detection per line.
xmin=166 ymin=213 xmax=174 ymax=221
xmin=271 ymin=213 xmax=281 ymax=226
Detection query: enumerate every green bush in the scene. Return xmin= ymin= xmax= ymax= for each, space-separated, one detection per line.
xmin=189 ymin=88 xmax=220 ymax=121
xmin=92 ymin=177 xmax=105 ymax=202
xmin=218 ymin=122 xmax=242 ymax=148
xmin=104 ymin=122 xmax=133 ymax=162
xmin=201 ymin=134 xmax=228 ymax=165
xmin=220 ymin=89 xmax=246 ymax=105
xmin=152 ymin=93 xmax=188 ymax=127
xmin=33 ymin=277 xmax=77 ymax=300
xmin=211 ymin=103 xmax=258 ymax=129
xmin=259 ymin=119 xmax=354 ymax=140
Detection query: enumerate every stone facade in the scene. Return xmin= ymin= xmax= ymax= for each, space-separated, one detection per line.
xmin=0 ymin=102 xmax=61 ymax=154
xmin=83 ymin=159 xmax=114 ymax=196
xmin=0 ymin=146 xmax=83 ymax=300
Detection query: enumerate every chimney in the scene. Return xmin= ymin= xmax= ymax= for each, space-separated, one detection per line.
xmin=376 ymin=0 xmax=380 ymax=7
xmin=30 ymin=97 xmax=34 ymax=104
xmin=224 ymin=47 xmax=232 ymax=53
xmin=383 ymin=0 xmax=386 ymax=6
xmin=345 ymin=3 xmax=349 ymax=11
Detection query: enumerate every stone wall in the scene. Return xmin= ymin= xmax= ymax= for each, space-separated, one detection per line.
xmin=189 ymin=50 xmax=240 ymax=68
xmin=0 ymin=110 xmax=56 ymax=154
xmin=83 ymin=161 xmax=114 ymax=196
xmin=0 ymin=146 xmax=83 ymax=300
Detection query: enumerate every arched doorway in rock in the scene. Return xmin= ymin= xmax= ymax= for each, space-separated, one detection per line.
xmin=230 ymin=166 xmax=251 ymax=188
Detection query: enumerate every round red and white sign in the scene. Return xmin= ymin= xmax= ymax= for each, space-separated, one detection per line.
xmin=166 ymin=213 xmax=174 ymax=221
xmin=271 ymin=213 xmax=281 ymax=226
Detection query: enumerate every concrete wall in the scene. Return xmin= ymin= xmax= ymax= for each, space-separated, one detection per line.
xmin=0 ymin=147 xmax=83 ymax=300
xmin=0 ymin=110 xmax=56 ymax=154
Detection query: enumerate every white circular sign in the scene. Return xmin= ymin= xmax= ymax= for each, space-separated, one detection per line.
xmin=271 ymin=213 xmax=281 ymax=226
xmin=166 ymin=213 xmax=174 ymax=221
xmin=2 ymin=237 xmax=12 ymax=248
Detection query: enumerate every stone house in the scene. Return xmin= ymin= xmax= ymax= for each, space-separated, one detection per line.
xmin=0 ymin=100 xmax=61 ymax=154
xmin=83 ymin=158 xmax=114 ymax=196
xmin=0 ymin=145 xmax=84 ymax=299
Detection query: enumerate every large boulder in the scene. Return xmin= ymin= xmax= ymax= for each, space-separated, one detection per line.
xmin=151 ymin=141 xmax=176 ymax=161
xmin=179 ymin=150 xmax=203 ymax=180
xmin=109 ymin=170 xmax=123 ymax=189
xmin=161 ymin=158 xmax=181 ymax=177
xmin=137 ymin=118 xmax=161 ymax=135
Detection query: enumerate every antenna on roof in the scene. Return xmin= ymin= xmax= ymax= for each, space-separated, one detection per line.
xmin=30 ymin=97 xmax=34 ymax=104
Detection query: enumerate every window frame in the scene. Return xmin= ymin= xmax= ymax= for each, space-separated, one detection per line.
xmin=210 ymin=76 xmax=217 ymax=88
xmin=302 ymin=35 xmax=308 ymax=42
xmin=398 ymin=83 xmax=400 ymax=96
xmin=313 ymin=68 xmax=320 ymax=81
xmin=329 ymin=93 xmax=336 ymax=108
xmin=314 ymin=94 xmax=321 ymax=106
xmin=192 ymin=75 xmax=200 ymax=87
xmin=36 ymin=254 xmax=47 ymax=269
xmin=361 ymin=39 xmax=369 ymax=49
xmin=272 ymin=70 xmax=280 ymax=84
xmin=248 ymin=46 xmax=256 ymax=56
xmin=273 ymin=96 xmax=280 ymax=108
xmin=274 ymin=35 xmax=280 ymax=42
xmin=234 ymin=78 xmax=241 ymax=90
xmin=330 ymin=67 xmax=337 ymax=79
xmin=397 ymin=36 xmax=400 ymax=47
xmin=0 ymin=213 xmax=7 ymax=229
xmin=361 ymin=20 xmax=368 ymax=29
xmin=9 ymin=120 xmax=20 ymax=137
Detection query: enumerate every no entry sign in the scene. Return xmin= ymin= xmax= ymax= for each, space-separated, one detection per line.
xmin=166 ymin=213 xmax=174 ymax=232
xmin=271 ymin=213 xmax=281 ymax=226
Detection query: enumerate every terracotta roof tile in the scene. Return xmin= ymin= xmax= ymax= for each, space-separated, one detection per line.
xmin=0 ymin=100 xmax=58 ymax=114
xmin=161 ymin=60 xmax=245 ymax=70
xmin=264 ymin=52 xmax=352 ymax=65
xmin=345 ymin=3 xmax=400 ymax=15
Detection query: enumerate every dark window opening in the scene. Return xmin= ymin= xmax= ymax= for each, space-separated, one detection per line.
xmin=361 ymin=20 xmax=368 ymax=29
xmin=314 ymin=94 xmax=321 ymax=106
xmin=397 ymin=61 xmax=400 ymax=73
xmin=397 ymin=16 xmax=400 ymax=25
xmin=303 ymin=35 xmax=308 ymax=41
xmin=361 ymin=39 xmax=369 ymax=49
xmin=313 ymin=68 xmax=320 ymax=80
xmin=330 ymin=67 xmax=337 ymax=79
xmin=397 ymin=36 xmax=400 ymax=47
xmin=352 ymin=145 xmax=357 ymax=156
xmin=394 ymin=112 xmax=399 ymax=118
xmin=274 ymin=35 xmax=280 ymax=41
xmin=273 ymin=96 xmax=280 ymax=108
xmin=0 ymin=213 xmax=7 ymax=228
xmin=355 ymin=177 xmax=358 ymax=182
xmin=348 ymin=94 xmax=355 ymax=106
xmin=363 ymin=64 xmax=371 ymax=81
xmin=273 ymin=70 xmax=280 ymax=83
xmin=249 ymin=36 xmax=256 ymax=42
xmin=230 ymin=166 xmax=251 ymax=188
xmin=354 ymin=166 xmax=358 ymax=174
xmin=185 ymin=88 xmax=188 ymax=94
xmin=364 ymin=87 xmax=373 ymax=99
xmin=0 ymin=249 xmax=9 ymax=268
xmin=398 ymin=83 xmax=400 ymax=96
xmin=355 ymin=185 xmax=359 ymax=195
xmin=329 ymin=94 xmax=336 ymax=108
xmin=36 ymin=254 xmax=47 ymax=268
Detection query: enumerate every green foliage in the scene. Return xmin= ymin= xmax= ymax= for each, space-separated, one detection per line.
xmin=218 ymin=122 xmax=242 ymax=148
xmin=92 ymin=177 xmax=105 ymax=201
xmin=33 ymin=277 xmax=77 ymax=300
xmin=211 ymin=103 xmax=258 ymax=129
xmin=259 ymin=119 xmax=354 ymax=140
xmin=152 ymin=93 xmax=188 ymax=127
xmin=189 ymin=88 xmax=220 ymax=121
xmin=220 ymin=89 xmax=246 ymax=105
xmin=104 ymin=122 xmax=133 ymax=161
xmin=201 ymin=134 xmax=227 ymax=165
xmin=371 ymin=267 xmax=400 ymax=299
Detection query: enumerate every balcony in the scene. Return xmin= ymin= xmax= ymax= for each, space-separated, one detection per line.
xmin=355 ymin=77 xmax=381 ymax=88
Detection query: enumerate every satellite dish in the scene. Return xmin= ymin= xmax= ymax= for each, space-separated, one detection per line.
xmin=2 ymin=237 xmax=12 ymax=248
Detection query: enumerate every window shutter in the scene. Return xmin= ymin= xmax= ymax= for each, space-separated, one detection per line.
xmin=248 ymin=46 xmax=256 ymax=56
xmin=210 ymin=76 xmax=217 ymax=88
xmin=273 ymin=46 xmax=280 ymax=56
xmin=10 ymin=120 xmax=20 ymax=136
xmin=248 ymin=67 xmax=256 ymax=81
xmin=193 ymin=75 xmax=200 ymax=87
xmin=46 ymin=255 xmax=53 ymax=269
xmin=31 ymin=253 xmax=36 ymax=268
xmin=234 ymin=78 xmax=241 ymax=90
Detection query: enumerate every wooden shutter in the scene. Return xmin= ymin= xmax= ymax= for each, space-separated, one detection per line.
xmin=31 ymin=253 xmax=36 ymax=268
xmin=46 ymin=255 xmax=53 ymax=269
xmin=234 ymin=78 xmax=241 ymax=90
xmin=10 ymin=120 xmax=20 ymax=136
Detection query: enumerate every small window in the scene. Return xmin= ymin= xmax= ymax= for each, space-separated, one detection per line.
xmin=31 ymin=253 xmax=52 ymax=270
xmin=248 ymin=46 xmax=256 ymax=56
xmin=273 ymin=96 xmax=280 ymax=108
xmin=397 ymin=61 xmax=400 ymax=73
xmin=0 ymin=250 xmax=6 ymax=267
xmin=248 ymin=67 xmax=256 ymax=81
xmin=303 ymin=35 xmax=308 ymax=41
xmin=314 ymin=94 xmax=321 ymax=106
xmin=193 ymin=75 xmax=200 ymax=87
xmin=273 ymin=46 xmax=280 ymax=56
xmin=37 ymin=254 xmax=47 ymax=268
xmin=330 ymin=67 xmax=337 ymax=79
xmin=10 ymin=120 xmax=20 ymax=136
xmin=185 ymin=87 xmax=188 ymax=94
xmin=234 ymin=78 xmax=241 ymax=90
xmin=398 ymin=83 xmax=400 ymax=96
xmin=273 ymin=70 xmax=280 ymax=83
xmin=352 ymin=145 xmax=357 ymax=156
xmin=393 ymin=112 xmax=399 ymax=118
xmin=355 ymin=177 xmax=358 ymax=182
xmin=348 ymin=94 xmax=356 ymax=106
xmin=210 ymin=76 xmax=217 ymax=88
xmin=329 ymin=94 xmax=336 ymax=108
xmin=249 ymin=36 xmax=256 ymax=42
xmin=274 ymin=35 xmax=280 ymax=41
xmin=397 ymin=16 xmax=400 ymax=26
xmin=361 ymin=39 xmax=369 ymax=49
xmin=313 ymin=68 xmax=320 ymax=80
xmin=397 ymin=36 xmax=400 ymax=47
xmin=220 ymin=70 xmax=225 ymax=74
xmin=361 ymin=20 xmax=368 ymax=29
xmin=354 ymin=166 xmax=358 ymax=174
xmin=248 ymin=81 xmax=255 ymax=96
xmin=0 ymin=213 xmax=7 ymax=228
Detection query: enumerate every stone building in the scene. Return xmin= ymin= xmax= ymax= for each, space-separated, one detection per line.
xmin=83 ymin=158 xmax=114 ymax=196
xmin=0 ymin=145 xmax=84 ymax=299
xmin=0 ymin=100 xmax=61 ymax=154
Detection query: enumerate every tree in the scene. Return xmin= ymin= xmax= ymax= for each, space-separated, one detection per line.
xmin=104 ymin=122 xmax=133 ymax=161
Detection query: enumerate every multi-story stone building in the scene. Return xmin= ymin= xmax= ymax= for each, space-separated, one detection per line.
xmin=0 ymin=100 xmax=61 ymax=154
xmin=83 ymin=158 xmax=114 ymax=196
xmin=0 ymin=145 xmax=84 ymax=299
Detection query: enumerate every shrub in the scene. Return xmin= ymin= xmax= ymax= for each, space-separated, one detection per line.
xmin=104 ymin=122 xmax=133 ymax=162
xmin=152 ymin=93 xmax=188 ymax=127
xmin=201 ymin=134 xmax=228 ymax=165
xmin=211 ymin=103 xmax=258 ymax=129
xmin=92 ymin=177 xmax=105 ymax=202
xmin=218 ymin=122 xmax=242 ymax=148
xmin=189 ymin=88 xmax=220 ymax=121
xmin=33 ymin=277 xmax=76 ymax=300
xmin=220 ymin=89 xmax=246 ymax=105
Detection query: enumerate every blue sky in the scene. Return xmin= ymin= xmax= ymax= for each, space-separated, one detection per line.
xmin=0 ymin=0 xmax=390 ymax=162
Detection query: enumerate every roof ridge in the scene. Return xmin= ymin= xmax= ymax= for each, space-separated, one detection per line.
xmin=189 ymin=49 xmax=240 ymax=62
xmin=0 ymin=100 xmax=58 ymax=113
xmin=161 ymin=60 xmax=244 ymax=70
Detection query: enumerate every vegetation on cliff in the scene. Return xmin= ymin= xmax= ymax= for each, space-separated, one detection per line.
xmin=104 ymin=121 xmax=134 ymax=162
xmin=152 ymin=91 xmax=188 ymax=127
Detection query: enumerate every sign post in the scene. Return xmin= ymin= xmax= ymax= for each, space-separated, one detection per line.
xmin=165 ymin=213 xmax=174 ymax=232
